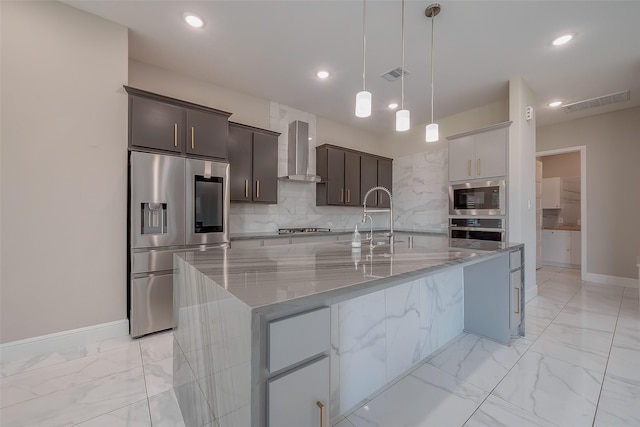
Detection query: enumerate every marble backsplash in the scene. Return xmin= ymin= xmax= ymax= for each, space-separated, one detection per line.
xmin=229 ymin=102 xmax=449 ymax=234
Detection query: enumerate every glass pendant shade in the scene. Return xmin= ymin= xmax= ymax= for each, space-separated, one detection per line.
xmin=425 ymin=123 xmax=439 ymax=142
xmin=355 ymin=91 xmax=372 ymax=118
xmin=396 ymin=109 xmax=410 ymax=132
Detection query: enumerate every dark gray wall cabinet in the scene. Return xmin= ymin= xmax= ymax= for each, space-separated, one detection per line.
xmin=360 ymin=155 xmax=392 ymax=208
xmin=228 ymin=122 xmax=279 ymax=204
xmin=316 ymin=146 xmax=360 ymax=206
xmin=316 ymin=144 xmax=392 ymax=207
xmin=125 ymin=86 xmax=231 ymax=159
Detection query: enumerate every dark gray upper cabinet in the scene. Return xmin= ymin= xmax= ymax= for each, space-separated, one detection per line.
xmin=185 ymin=109 xmax=228 ymax=159
xmin=228 ymin=122 xmax=279 ymax=204
xmin=252 ymin=132 xmax=278 ymax=204
xmin=360 ymin=155 xmax=378 ymax=206
xmin=317 ymin=145 xmax=391 ymax=207
xmin=125 ymin=86 xmax=231 ymax=159
xmin=377 ymin=158 xmax=393 ymax=208
xmin=228 ymin=125 xmax=253 ymax=202
xmin=326 ymin=147 xmax=345 ymax=205
xmin=344 ymin=151 xmax=361 ymax=206
xmin=360 ymin=154 xmax=393 ymax=208
xmin=130 ymin=96 xmax=184 ymax=153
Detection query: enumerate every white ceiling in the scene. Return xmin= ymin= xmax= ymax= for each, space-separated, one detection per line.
xmin=64 ymin=0 xmax=640 ymax=136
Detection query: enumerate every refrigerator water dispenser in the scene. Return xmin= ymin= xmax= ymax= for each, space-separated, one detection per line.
xmin=142 ymin=203 xmax=167 ymax=234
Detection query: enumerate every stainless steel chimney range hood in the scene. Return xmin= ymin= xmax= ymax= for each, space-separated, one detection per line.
xmin=278 ymin=120 xmax=321 ymax=182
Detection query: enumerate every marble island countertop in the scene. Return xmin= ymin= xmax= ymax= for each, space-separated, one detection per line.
xmin=177 ymin=234 xmax=523 ymax=312
xmin=229 ymin=228 xmax=446 ymax=241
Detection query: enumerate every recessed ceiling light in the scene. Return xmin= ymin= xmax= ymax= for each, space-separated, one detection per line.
xmin=316 ymin=70 xmax=330 ymax=79
xmin=184 ymin=13 xmax=204 ymax=28
xmin=552 ymin=34 xmax=574 ymax=46
xmin=548 ymin=101 xmax=562 ymax=107
xmin=388 ymin=103 xmax=399 ymax=110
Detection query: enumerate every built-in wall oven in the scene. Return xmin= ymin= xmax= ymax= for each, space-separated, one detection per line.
xmin=449 ymin=217 xmax=506 ymax=243
xmin=449 ymin=180 xmax=505 ymax=216
xmin=129 ymin=151 xmax=229 ymax=337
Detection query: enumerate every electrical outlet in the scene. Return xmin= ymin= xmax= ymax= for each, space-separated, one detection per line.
xmin=327 ymin=221 xmax=333 ymax=228
xmin=441 ymin=223 xmax=448 ymax=229
xmin=558 ymin=217 xmax=564 ymax=224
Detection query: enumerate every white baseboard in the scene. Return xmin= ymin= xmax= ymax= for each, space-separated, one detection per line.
xmin=584 ymin=272 xmax=639 ymax=288
xmin=0 ymin=319 xmax=129 ymax=364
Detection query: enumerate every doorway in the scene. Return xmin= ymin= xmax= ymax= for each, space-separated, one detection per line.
xmin=536 ymin=146 xmax=586 ymax=280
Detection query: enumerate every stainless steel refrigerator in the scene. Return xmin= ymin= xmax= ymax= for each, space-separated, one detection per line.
xmin=128 ymin=151 xmax=229 ymax=337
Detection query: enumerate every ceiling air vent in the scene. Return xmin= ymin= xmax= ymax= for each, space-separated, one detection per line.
xmin=562 ymin=90 xmax=630 ymax=113
xmin=381 ymin=66 xmax=410 ymax=82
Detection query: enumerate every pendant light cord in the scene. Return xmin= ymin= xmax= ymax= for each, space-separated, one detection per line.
xmin=430 ymin=12 xmax=435 ymax=123
xmin=401 ymin=0 xmax=406 ymax=109
xmin=362 ymin=0 xmax=367 ymax=91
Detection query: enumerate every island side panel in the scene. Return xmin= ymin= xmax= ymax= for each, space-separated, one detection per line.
xmin=331 ymin=266 xmax=464 ymax=419
xmin=173 ymin=254 xmax=253 ymax=427
xmin=463 ymin=253 xmax=511 ymax=344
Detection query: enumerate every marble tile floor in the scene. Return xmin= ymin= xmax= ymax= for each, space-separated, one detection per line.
xmin=1 ymin=267 xmax=638 ymax=427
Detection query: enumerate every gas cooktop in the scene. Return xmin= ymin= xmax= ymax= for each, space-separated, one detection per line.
xmin=277 ymin=227 xmax=331 ymax=234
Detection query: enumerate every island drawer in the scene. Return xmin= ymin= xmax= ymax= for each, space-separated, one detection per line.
xmin=268 ymin=306 xmax=330 ymax=373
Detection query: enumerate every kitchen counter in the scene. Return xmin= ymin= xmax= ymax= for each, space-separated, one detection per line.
xmin=178 ymin=234 xmax=521 ymax=311
xmin=543 ymin=225 xmax=581 ymax=231
xmin=229 ymin=228 xmax=446 ymax=241
xmin=173 ymin=236 xmax=525 ymax=427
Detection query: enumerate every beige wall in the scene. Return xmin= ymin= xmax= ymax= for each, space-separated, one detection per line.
xmin=0 ymin=1 xmax=128 ymax=343
xmin=537 ymin=107 xmax=640 ymax=279
xmin=380 ymin=99 xmax=509 ymax=158
xmin=540 ymin=152 xmax=580 ymax=178
xmin=129 ymin=60 xmax=271 ymax=130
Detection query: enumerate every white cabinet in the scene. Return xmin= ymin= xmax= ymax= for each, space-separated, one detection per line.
xmin=509 ymin=249 xmax=523 ymax=332
xmin=266 ymin=307 xmax=331 ymax=427
xmin=448 ymin=127 xmax=507 ymax=182
xmin=268 ymin=307 xmax=330 ymax=373
xmin=542 ymin=230 xmax=571 ymax=264
xmin=542 ymin=177 xmax=561 ymax=209
xmin=267 ymin=356 xmax=330 ymax=427
xmin=542 ymin=229 xmax=581 ymax=267
xmin=448 ymin=135 xmax=475 ymax=182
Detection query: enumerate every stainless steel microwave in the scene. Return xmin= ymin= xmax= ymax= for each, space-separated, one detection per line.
xmin=449 ymin=180 xmax=506 ymax=215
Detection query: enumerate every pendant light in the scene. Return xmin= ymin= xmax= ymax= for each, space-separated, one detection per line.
xmin=425 ymin=3 xmax=440 ymax=142
xmin=396 ymin=0 xmax=410 ymax=131
xmin=355 ymin=0 xmax=372 ymax=118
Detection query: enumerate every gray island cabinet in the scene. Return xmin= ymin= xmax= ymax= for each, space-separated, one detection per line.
xmin=172 ymin=235 xmax=524 ymax=427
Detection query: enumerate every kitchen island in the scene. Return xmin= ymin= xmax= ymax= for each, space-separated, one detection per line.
xmin=172 ymin=234 xmax=524 ymax=427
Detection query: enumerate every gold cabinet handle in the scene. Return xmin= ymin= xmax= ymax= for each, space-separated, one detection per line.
xmin=244 ymin=180 xmax=249 ymax=198
xmin=191 ymin=127 xmax=195 ymax=149
xmin=514 ymin=286 xmax=520 ymax=314
xmin=477 ymin=158 xmax=481 ymax=176
xmin=174 ymin=124 xmax=178 ymax=147
xmin=316 ymin=401 xmax=326 ymax=427
xmin=256 ymin=180 xmax=260 ymax=199
xmin=467 ymin=159 xmax=471 ymax=176
xmin=346 ymin=189 xmax=351 ymax=203
xmin=340 ymin=188 xmax=344 ymax=202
